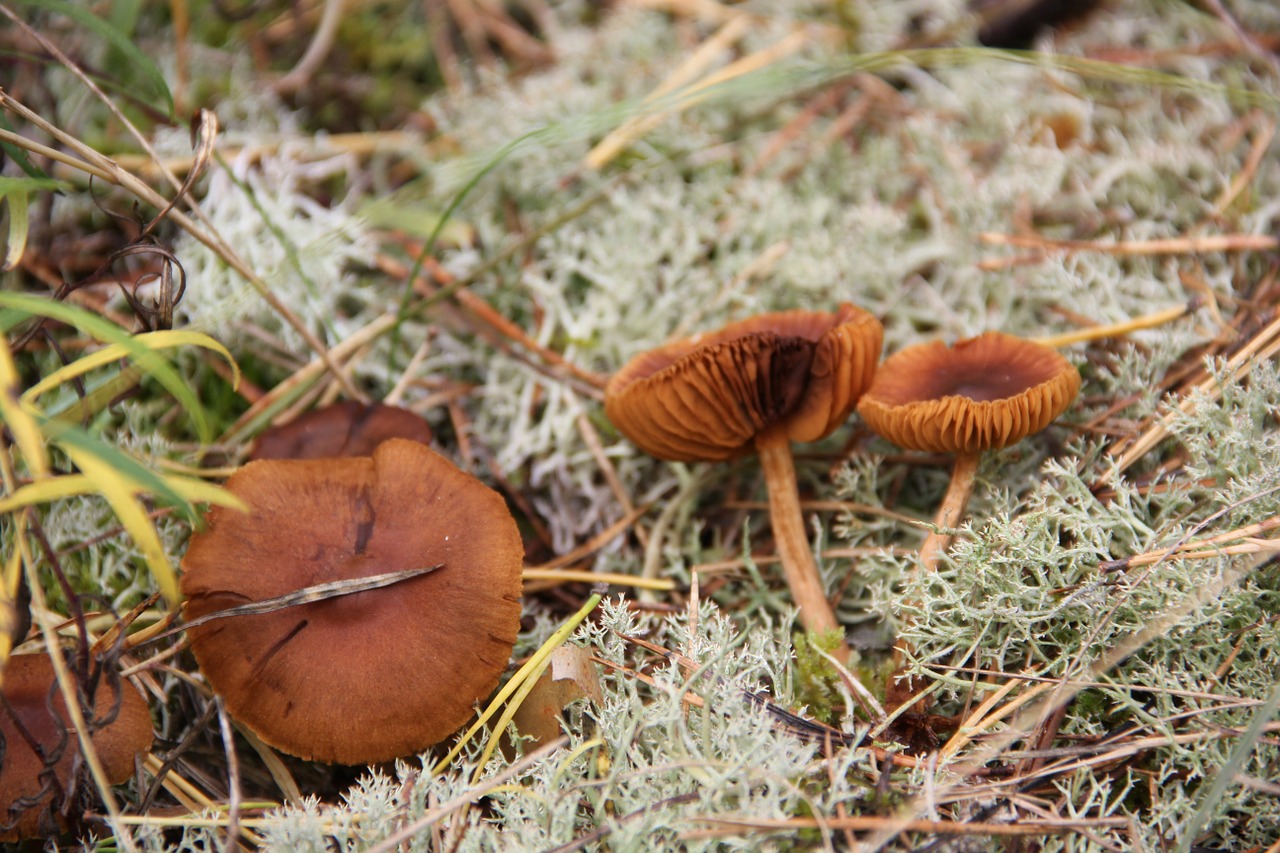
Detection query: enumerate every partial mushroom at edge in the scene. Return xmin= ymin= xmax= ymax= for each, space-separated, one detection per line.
xmin=0 ymin=653 xmax=153 ymax=842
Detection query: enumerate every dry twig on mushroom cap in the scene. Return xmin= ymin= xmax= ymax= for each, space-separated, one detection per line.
xmin=605 ymin=303 xmax=883 ymax=649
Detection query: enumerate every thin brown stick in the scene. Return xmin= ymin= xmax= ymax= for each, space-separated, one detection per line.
xmin=1212 ymin=117 xmax=1276 ymax=215
xmin=273 ymin=0 xmax=345 ymax=94
xmin=682 ymin=813 xmax=1129 ymax=836
xmin=585 ymin=14 xmax=751 ymax=169
xmin=528 ymin=504 xmax=651 ymax=572
xmin=1108 ymin=309 xmax=1280 ymax=474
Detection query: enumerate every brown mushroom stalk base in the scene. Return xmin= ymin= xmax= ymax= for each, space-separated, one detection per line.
xmin=756 ymin=431 xmax=846 ymax=653
xmin=917 ymin=451 xmax=980 ymax=574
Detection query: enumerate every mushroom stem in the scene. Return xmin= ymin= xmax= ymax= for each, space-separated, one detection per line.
xmin=755 ymin=433 xmax=845 ymax=648
xmin=893 ymin=451 xmax=980 ymax=714
xmin=918 ymin=451 xmax=980 ymax=574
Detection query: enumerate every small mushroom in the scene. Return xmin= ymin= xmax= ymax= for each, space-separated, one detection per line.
xmin=857 ymin=331 xmax=1080 ymax=572
xmin=1 ymin=653 xmax=153 ymax=842
xmin=249 ymin=400 xmax=432 ymax=461
xmin=606 ymin=304 xmax=883 ymax=641
xmin=180 ymin=438 xmax=523 ymax=765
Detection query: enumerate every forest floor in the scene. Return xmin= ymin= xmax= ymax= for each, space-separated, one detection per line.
xmin=2 ymin=1 xmax=1280 ymax=850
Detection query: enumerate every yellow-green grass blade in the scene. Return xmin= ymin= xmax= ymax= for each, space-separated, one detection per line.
xmin=56 ymin=441 xmax=179 ymax=606
xmin=0 ymin=293 xmax=221 ymax=444
xmin=1 ymin=184 xmax=30 ymax=272
xmin=0 ymin=471 xmax=247 ymax=516
xmin=0 ymin=177 xmax=69 ymax=272
xmin=1 ymin=548 xmax=23 ymax=681
xmin=44 ymin=367 xmax=142 ymax=424
xmin=22 ymin=329 xmax=240 ymax=403
xmin=0 ymin=332 xmax=49 ymax=479
xmin=40 ymin=417 xmax=192 ymax=523
xmin=434 ymin=592 xmax=602 ymax=776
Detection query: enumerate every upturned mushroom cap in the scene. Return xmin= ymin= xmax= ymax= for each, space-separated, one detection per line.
xmin=857 ymin=332 xmax=1080 ymax=455
xmin=249 ymin=400 xmax=432 ymax=461
xmin=605 ymin=303 xmax=883 ymax=460
xmin=1 ymin=653 xmax=153 ymax=841
xmin=180 ymin=438 xmax=524 ymax=765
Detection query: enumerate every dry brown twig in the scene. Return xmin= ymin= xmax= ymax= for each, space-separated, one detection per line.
xmin=979 ymin=231 xmax=1278 ymax=257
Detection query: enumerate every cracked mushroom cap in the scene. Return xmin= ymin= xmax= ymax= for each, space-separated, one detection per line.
xmin=180 ymin=438 xmax=524 ymax=765
xmin=250 ymin=400 xmax=432 ymax=461
xmin=856 ymin=332 xmax=1080 ymax=455
xmin=605 ymin=303 xmax=884 ymax=461
xmin=1 ymin=653 xmax=153 ymax=842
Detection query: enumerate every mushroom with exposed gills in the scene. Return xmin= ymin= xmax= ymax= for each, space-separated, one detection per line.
xmin=1 ymin=653 xmax=153 ymax=841
xmin=857 ymin=332 xmax=1081 ymax=574
xmin=180 ymin=438 xmax=524 ymax=765
xmin=605 ymin=304 xmax=883 ymax=643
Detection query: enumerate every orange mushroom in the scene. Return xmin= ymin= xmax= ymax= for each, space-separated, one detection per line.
xmin=180 ymin=438 xmax=523 ymax=765
xmin=606 ymin=304 xmax=883 ymax=641
xmin=857 ymin=331 xmax=1080 ymax=572
xmin=1 ymin=653 xmax=153 ymax=841
xmin=249 ymin=400 xmax=432 ymax=461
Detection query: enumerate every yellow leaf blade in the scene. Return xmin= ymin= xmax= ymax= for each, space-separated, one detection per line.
xmin=0 ymin=474 xmax=93 ymax=514
xmin=0 ymin=335 xmax=49 ymax=479
xmin=0 ymin=471 xmax=246 ymax=516
xmin=60 ymin=444 xmax=179 ymax=606
xmin=23 ymin=329 xmax=241 ymax=404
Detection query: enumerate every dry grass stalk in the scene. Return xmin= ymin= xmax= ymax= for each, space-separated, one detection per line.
xmin=980 ymin=231 xmax=1279 ymax=256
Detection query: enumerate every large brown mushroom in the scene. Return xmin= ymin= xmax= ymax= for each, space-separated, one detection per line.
xmin=249 ymin=400 xmax=432 ymax=461
xmin=605 ymin=304 xmax=883 ymax=642
xmin=1 ymin=653 xmax=153 ymax=841
xmin=857 ymin=331 xmax=1080 ymax=572
xmin=180 ymin=438 xmax=523 ymax=765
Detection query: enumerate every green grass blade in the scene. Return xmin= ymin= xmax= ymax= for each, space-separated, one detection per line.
xmin=0 ymin=177 xmax=66 ymax=272
xmin=57 ymin=440 xmax=179 ymax=605
xmin=0 ymin=293 xmax=220 ymax=443
xmin=40 ymin=417 xmax=192 ymax=521
xmin=1177 ymin=680 xmax=1280 ymax=853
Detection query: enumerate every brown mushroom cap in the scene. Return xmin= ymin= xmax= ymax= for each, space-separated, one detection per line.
xmin=180 ymin=438 xmax=524 ymax=765
xmin=604 ymin=303 xmax=884 ymax=461
xmin=249 ymin=400 xmax=433 ymax=461
xmin=857 ymin=332 xmax=1080 ymax=454
xmin=1 ymin=653 xmax=153 ymax=842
